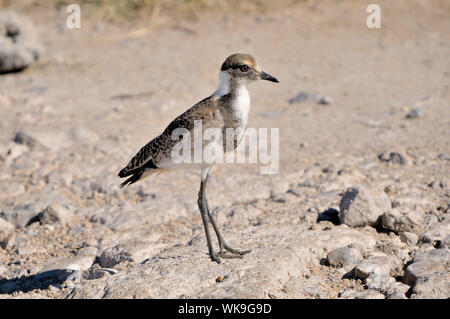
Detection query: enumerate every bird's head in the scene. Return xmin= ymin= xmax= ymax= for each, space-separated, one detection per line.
xmin=220 ymin=53 xmax=279 ymax=84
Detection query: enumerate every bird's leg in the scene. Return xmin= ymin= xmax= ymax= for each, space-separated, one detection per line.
xmin=201 ymin=168 xmax=251 ymax=257
xmin=198 ymin=173 xmax=221 ymax=263
xmin=205 ymin=199 xmax=251 ymax=257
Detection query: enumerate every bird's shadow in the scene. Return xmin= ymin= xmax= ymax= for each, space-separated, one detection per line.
xmin=0 ymin=269 xmax=76 ymax=294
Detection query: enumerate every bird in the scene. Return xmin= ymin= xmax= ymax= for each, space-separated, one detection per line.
xmin=118 ymin=53 xmax=279 ymax=263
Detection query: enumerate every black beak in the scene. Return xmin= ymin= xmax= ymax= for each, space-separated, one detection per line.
xmin=260 ymin=71 xmax=279 ymax=83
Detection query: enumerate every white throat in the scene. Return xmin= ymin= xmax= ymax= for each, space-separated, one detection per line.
xmin=214 ymin=71 xmax=231 ymax=97
xmin=213 ymin=71 xmax=251 ymax=126
xmin=233 ymin=83 xmax=251 ymax=126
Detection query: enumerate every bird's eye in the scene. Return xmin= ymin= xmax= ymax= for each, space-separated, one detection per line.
xmin=240 ymin=65 xmax=249 ymax=72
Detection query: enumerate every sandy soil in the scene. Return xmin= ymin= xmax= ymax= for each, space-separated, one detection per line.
xmin=0 ymin=0 xmax=449 ymax=299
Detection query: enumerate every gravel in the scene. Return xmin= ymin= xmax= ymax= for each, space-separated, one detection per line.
xmin=403 ymin=249 xmax=450 ymax=287
xmin=339 ymin=185 xmax=391 ymax=227
xmin=400 ymin=231 xmax=419 ymax=246
xmin=0 ymin=1 xmax=447 ymax=299
xmin=326 ymin=246 xmax=361 ymax=268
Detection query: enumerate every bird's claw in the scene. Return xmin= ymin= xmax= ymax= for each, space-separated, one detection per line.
xmin=209 ymin=248 xmax=250 ymax=263
xmin=223 ymin=244 xmax=251 ymax=256
xmin=211 ymin=254 xmax=222 ymax=264
xmin=218 ymin=251 xmax=244 ymax=259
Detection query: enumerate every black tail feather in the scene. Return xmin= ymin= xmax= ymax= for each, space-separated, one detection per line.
xmin=118 ymin=159 xmax=158 ymax=188
xmin=119 ymin=170 xmax=144 ymax=188
xmin=118 ymin=167 xmax=129 ymax=178
xmin=118 ymin=159 xmax=158 ymax=178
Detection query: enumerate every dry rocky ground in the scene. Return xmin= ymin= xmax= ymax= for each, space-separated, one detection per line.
xmin=0 ymin=0 xmax=449 ymax=299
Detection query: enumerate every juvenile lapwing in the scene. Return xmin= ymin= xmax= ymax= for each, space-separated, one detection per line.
xmin=119 ymin=53 xmax=279 ymax=263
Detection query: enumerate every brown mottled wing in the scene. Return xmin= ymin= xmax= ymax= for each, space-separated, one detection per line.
xmin=118 ymin=96 xmax=216 ymax=179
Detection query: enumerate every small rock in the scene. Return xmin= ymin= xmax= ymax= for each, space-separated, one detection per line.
xmin=16 ymin=244 xmax=36 ymax=255
xmin=288 ymin=92 xmax=333 ymax=106
xmin=355 ymin=256 xmax=403 ymax=280
xmin=339 ymin=185 xmax=391 ymax=227
xmin=4 ymin=143 xmax=28 ymax=160
xmin=0 ymin=10 xmax=43 ymax=73
xmin=423 ymin=213 xmax=440 ymax=229
xmin=288 ymin=92 xmax=317 ymax=104
xmin=405 ymin=107 xmax=423 ymax=119
xmin=302 ymin=285 xmax=326 ymax=298
xmin=13 ymin=130 xmax=68 ymax=152
xmin=365 ymin=273 xmax=409 ymax=295
xmin=34 ymin=203 xmax=74 ymax=226
xmin=419 ymin=219 xmax=450 ymax=245
xmin=378 ymin=150 xmax=407 ymax=165
xmin=439 ymin=235 xmax=450 ymax=249
xmin=381 ymin=209 xmax=424 ymax=234
xmin=98 ymin=240 xmax=165 ymax=268
xmin=400 ymin=231 xmax=419 ymax=246
xmin=326 ymin=246 xmax=361 ymax=268
xmin=402 ymin=249 xmax=450 ymax=286
xmin=388 ymin=281 xmax=410 ymax=295
xmin=76 ymin=246 xmax=98 ymax=257
xmin=84 ymin=267 xmax=118 ymax=280
xmin=77 ymin=238 xmax=98 ymax=256
xmin=365 ymin=273 xmax=395 ymax=291
xmin=34 ymin=256 xmax=94 ymax=282
xmin=13 ymin=131 xmax=42 ymax=149
xmin=318 ymin=96 xmax=332 ymax=105
xmin=0 ymin=233 xmax=16 ymax=249
xmin=410 ymin=271 xmax=449 ymax=299
xmin=411 ymin=244 xmax=435 ymax=259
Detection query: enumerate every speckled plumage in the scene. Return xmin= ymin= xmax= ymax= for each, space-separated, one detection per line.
xmin=118 ymin=53 xmax=277 ymax=188
xmin=118 ymin=53 xmax=278 ymax=263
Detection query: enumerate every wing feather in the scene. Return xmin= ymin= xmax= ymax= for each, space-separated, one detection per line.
xmin=118 ymin=96 xmax=217 ymax=179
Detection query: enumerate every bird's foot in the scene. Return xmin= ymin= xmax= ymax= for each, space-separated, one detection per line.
xmin=210 ymin=253 xmax=222 ymax=264
xmin=217 ymin=251 xmax=244 ymax=259
xmin=209 ymin=248 xmax=250 ymax=263
xmin=223 ymin=243 xmax=251 ymax=256
xmin=208 ymin=244 xmax=251 ymax=263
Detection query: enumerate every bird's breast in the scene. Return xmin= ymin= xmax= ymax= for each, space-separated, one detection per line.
xmin=229 ymin=86 xmax=250 ymax=129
